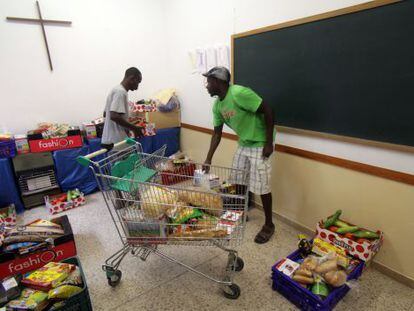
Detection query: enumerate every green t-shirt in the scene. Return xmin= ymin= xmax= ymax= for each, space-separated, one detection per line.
xmin=213 ymin=85 xmax=269 ymax=147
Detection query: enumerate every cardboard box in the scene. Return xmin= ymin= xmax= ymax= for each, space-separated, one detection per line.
xmin=45 ymin=193 xmax=86 ymax=215
xmin=315 ymin=221 xmax=383 ymax=262
xmin=130 ymin=101 xmax=157 ymax=113
xmin=0 ymin=215 xmax=77 ymax=279
xmin=0 ymin=204 xmax=17 ymax=226
xmin=146 ymin=109 xmax=181 ymax=129
xmin=83 ymin=123 xmax=97 ymax=139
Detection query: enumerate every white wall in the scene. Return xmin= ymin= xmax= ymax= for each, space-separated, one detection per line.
xmin=1 ymin=0 xmax=413 ymax=173
xmin=0 ymin=0 xmax=169 ymax=134
xmin=163 ymin=0 xmax=414 ymax=174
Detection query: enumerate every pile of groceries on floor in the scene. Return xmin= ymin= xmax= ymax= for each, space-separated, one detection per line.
xmin=1 ymin=258 xmax=91 ymax=310
xmin=272 ymin=210 xmax=383 ymax=310
xmin=0 ymin=215 xmax=92 ymax=310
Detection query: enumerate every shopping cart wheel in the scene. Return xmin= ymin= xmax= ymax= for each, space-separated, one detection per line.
xmin=223 ymin=284 xmax=241 ymax=299
xmin=231 ymin=257 xmax=244 ymax=272
xmin=107 ymin=270 xmax=122 ymax=287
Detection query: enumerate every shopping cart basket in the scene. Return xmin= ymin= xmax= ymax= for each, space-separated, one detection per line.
xmin=77 ymin=138 xmax=249 ymax=299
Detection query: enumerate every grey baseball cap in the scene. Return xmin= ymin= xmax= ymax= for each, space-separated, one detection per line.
xmin=202 ymin=66 xmax=231 ymax=83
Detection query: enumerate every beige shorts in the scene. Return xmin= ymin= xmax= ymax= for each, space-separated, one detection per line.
xmin=229 ymin=146 xmax=272 ymax=195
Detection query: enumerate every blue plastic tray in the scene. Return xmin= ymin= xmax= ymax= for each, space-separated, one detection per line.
xmin=272 ymin=249 xmax=364 ymax=311
xmin=0 ymin=140 xmax=16 ymax=158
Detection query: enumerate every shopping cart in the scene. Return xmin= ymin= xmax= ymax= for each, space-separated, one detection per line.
xmin=77 ymin=138 xmax=249 ymax=299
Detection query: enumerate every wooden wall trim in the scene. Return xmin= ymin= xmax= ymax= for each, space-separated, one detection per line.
xmin=181 ymin=123 xmax=238 ymax=140
xmin=232 ymin=0 xmax=401 ymax=39
xmin=181 ymin=123 xmax=414 ymax=186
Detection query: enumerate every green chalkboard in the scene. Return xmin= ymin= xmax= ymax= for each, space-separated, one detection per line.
xmin=233 ymin=0 xmax=414 ymax=146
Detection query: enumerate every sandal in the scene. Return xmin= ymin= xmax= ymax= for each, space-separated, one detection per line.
xmin=254 ymin=224 xmax=275 ymax=244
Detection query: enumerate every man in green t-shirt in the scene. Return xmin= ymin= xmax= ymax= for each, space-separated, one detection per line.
xmin=203 ymin=66 xmax=275 ymax=244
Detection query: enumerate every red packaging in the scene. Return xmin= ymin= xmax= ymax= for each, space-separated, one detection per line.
xmin=0 ymin=215 xmax=77 ymax=279
xmin=161 ymin=163 xmax=196 ymax=185
xmin=0 ymin=204 xmax=17 ymax=226
xmin=315 ymin=221 xmax=383 ymax=262
xmin=45 ymin=193 xmax=86 ymax=215
xmin=29 ymin=135 xmax=83 ymax=152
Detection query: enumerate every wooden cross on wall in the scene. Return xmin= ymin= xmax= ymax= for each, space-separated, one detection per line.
xmin=6 ymin=1 xmax=72 ymax=71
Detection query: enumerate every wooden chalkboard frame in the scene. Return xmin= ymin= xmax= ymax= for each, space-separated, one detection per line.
xmin=231 ymin=0 xmax=408 ymax=149
xmin=229 ymin=0 xmax=414 ymax=182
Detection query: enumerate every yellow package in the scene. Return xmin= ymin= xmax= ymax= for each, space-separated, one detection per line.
xmin=22 ymin=262 xmax=75 ymax=290
xmin=48 ymin=285 xmax=82 ymax=300
xmin=312 ymin=238 xmax=350 ymax=268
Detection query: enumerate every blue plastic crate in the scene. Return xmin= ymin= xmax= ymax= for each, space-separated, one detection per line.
xmin=272 ymin=249 xmax=364 ymax=311
xmin=0 ymin=140 xmax=16 ymax=158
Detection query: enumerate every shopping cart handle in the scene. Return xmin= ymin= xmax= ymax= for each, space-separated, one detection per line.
xmin=77 ymin=138 xmax=136 ymax=166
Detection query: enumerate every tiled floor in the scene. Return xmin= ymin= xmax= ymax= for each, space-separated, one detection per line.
xmin=20 ymin=193 xmax=414 ymax=310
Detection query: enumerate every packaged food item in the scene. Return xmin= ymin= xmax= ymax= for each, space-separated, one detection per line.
xmin=0 ymin=275 xmax=22 ymax=306
xmin=48 ymin=285 xmax=82 ymax=300
xmin=177 ymin=187 xmax=223 ymax=215
xmin=292 ymin=274 xmax=314 ymax=284
xmin=221 ymin=211 xmax=243 ymax=223
xmin=314 ymin=259 xmax=338 ymax=275
xmin=216 ymin=220 xmax=237 ymax=235
xmin=193 ymin=170 xmax=220 ymax=189
xmin=48 ymin=301 xmax=66 ymax=310
xmin=0 ymin=204 xmax=17 ymax=227
xmin=3 ymin=235 xmax=47 ymax=245
xmin=312 ymin=238 xmax=350 ymax=268
xmin=21 ymin=262 xmax=75 ymax=291
xmin=295 ymin=269 xmax=313 ymax=278
xmin=6 ymin=288 xmax=48 ymax=310
xmin=164 ymin=201 xmax=186 ymax=220
xmin=195 ymin=214 xmax=218 ymax=229
xmin=301 ymin=257 xmax=318 ymax=271
xmin=345 ymin=258 xmax=361 ymax=274
xmin=324 ymin=270 xmax=347 ymax=287
xmin=27 ymin=220 xmax=62 ymax=230
xmin=14 ymin=135 xmax=30 ymax=154
xmin=4 ymin=242 xmax=39 ymax=253
xmin=6 ymin=223 xmax=64 ymax=238
xmin=297 ymin=234 xmax=312 ymax=257
xmin=172 ymin=208 xmax=203 ymax=224
xmin=57 ymin=267 xmax=83 ymax=287
xmin=82 ymin=123 xmax=97 ymax=139
xmin=18 ymin=240 xmax=53 ymax=255
xmin=169 ymin=228 xmax=227 ymax=239
xmin=219 ymin=182 xmax=237 ymax=195
xmin=275 ymin=258 xmax=300 ymax=277
xmin=311 ymin=278 xmax=330 ymax=300
xmin=140 ymin=186 xmax=178 ymax=218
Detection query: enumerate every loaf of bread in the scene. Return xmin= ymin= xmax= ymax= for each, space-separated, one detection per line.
xmin=170 ymin=228 xmax=227 ymax=239
xmin=140 ymin=186 xmax=178 ymax=218
xmin=177 ymin=187 xmax=223 ymax=215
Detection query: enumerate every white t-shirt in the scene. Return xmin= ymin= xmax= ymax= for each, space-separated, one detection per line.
xmin=101 ymin=84 xmax=129 ymax=144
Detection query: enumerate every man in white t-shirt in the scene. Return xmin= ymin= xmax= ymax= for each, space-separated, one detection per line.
xmin=101 ymin=67 xmax=144 ymax=149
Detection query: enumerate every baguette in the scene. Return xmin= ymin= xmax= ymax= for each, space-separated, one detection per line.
xmin=292 ymin=274 xmax=314 ymax=284
xmin=314 ymin=259 xmax=338 ymax=274
xmin=295 ymin=269 xmax=313 ymax=278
